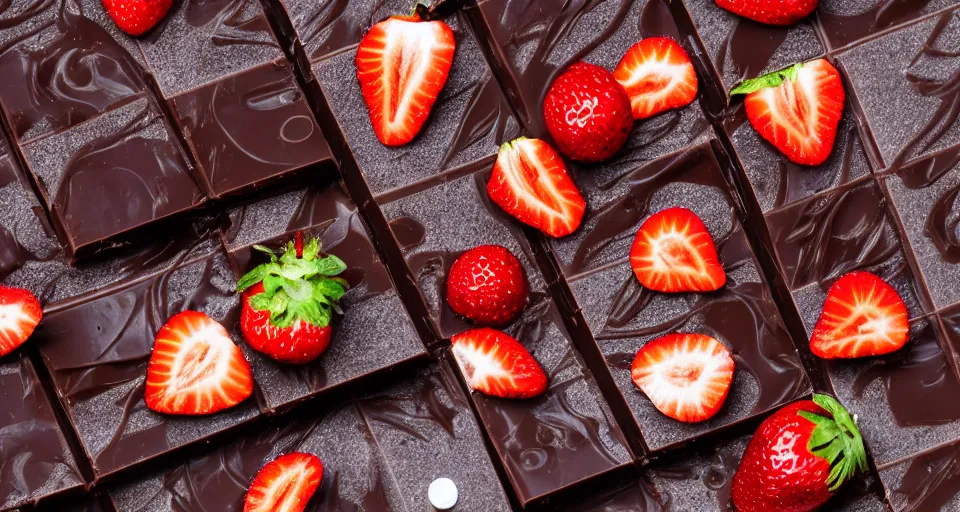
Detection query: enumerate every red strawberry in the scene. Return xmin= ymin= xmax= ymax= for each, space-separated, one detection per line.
xmin=450 ymin=328 xmax=548 ymax=399
xmin=630 ymin=207 xmax=726 ymax=293
xmin=613 ymin=37 xmax=699 ymax=120
xmin=102 ymin=0 xmax=173 ymax=36
xmin=356 ymin=15 xmax=456 ymax=147
xmin=487 ymin=137 xmax=586 ymax=238
xmin=145 ymin=310 xmax=253 ymax=415
xmin=244 ymin=452 xmax=324 ymax=512
xmin=543 ymin=62 xmax=633 ymax=162
xmin=732 ymin=59 xmax=845 ymax=166
xmin=236 ymin=234 xmax=349 ymax=365
xmin=715 ymin=0 xmax=818 ymax=26
xmin=732 ymin=395 xmax=867 ymax=512
xmin=631 ymin=333 xmax=734 ymax=423
xmin=809 ymin=271 xmax=909 ymax=359
xmin=0 ymin=285 xmax=42 ymax=357
xmin=446 ymin=245 xmax=528 ymax=326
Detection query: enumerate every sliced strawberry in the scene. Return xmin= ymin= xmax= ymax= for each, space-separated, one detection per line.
xmin=631 ymin=333 xmax=735 ymax=423
xmin=810 ymin=271 xmax=909 ymax=359
xmin=0 ymin=285 xmax=42 ymax=357
xmin=356 ymin=14 xmax=456 ymax=147
xmin=145 ymin=310 xmax=254 ymax=415
xmin=487 ymin=137 xmax=586 ymax=238
xmin=732 ymin=59 xmax=845 ymax=166
xmin=630 ymin=207 xmax=726 ymax=293
xmin=103 ymin=0 xmax=173 ymax=36
xmin=613 ymin=37 xmax=699 ymax=120
xmin=450 ymin=328 xmax=548 ymax=399
xmin=244 ymin=452 xmax=324 ymax=512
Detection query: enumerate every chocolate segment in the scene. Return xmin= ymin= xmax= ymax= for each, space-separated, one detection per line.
xmin=33 ymin=251 xmax=261 ymax=478
xmin=879 ymin=437 xmax=960 ymax=511
xmin=107 ymin=364 xmax=512 ymax=511
xmin=223 ymin=183 xmax=427 ymax=412
xmin=0 ymin=354 xmax=84 ymax=510
xmin=818 ymin=0 xmax=959 ymax=50
xmin=20 ymin=95 xmax=204 ymax=254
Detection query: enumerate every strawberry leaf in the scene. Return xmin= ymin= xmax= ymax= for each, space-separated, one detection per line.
xmin=730 ymin=63 xmax=802 ymax=96
xmin=798 ymin=394 xmax=867 ymax=492
xmin=279 ymin=258 xmax=317 ymax=281
xmin=302 ymin=237 xmax=320 ymax=260
xmin=315 ymin=255 xmax=347 ymax=276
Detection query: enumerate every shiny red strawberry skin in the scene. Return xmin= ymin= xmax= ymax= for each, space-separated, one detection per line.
xmin=242 ymin=283 xmax=333 ymax=364
xmin=102 ymin=0 xmax=173 ymax=36
xmin=0 ymin=285 xmax=42 ymax=357
xmin=543 ymin=62 xmax=633 ymax=163
xmin=446 ymin=245 xmax=528 ymax=326
xmin=732 ymin=401 xmax=834 ymax=512
xmin=715 ymin=0 xmax=818 ymax=26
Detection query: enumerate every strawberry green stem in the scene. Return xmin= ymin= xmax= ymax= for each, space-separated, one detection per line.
xmin=730 ymin=62 xmax=803 ymax=96
xmin=798 ymin=394 xmax=868 ymax=492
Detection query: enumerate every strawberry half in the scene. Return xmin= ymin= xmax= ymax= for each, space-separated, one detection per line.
xmin=810 ymin=271 xmax=909 ymax=359
xmin=487 ymin=137 xmax=586 ymax=238
xmin=0 ymin=285 xmax=42 ymax=357
xmin=732 ymin=59 xmax=845 ymax=166
xmin=244 ymin=452 xmax=324 ymax=512
xmin=356 ymin=14 xmax=456 ymax=147
xmin=450 ymin=328 xmax=548 ymax=399
xmin=236 ymin=234 xmax=349 ymax=365
xmin=630 ymin=207 xmax=726 ymax=293
xmin=716 ymin=0 xmax=818 ymax=26
xmin=145 ymin=310 xmax=254 ymax=415
xmin=631 ymin=333 xmax=735 ymax=423
xmin=613 ymin=37 xmax=699 ymax=120
xmin=102 ymin=0 xmax=173 ymax=36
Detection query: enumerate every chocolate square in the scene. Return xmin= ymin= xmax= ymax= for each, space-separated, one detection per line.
xmin=817 ymin=0 xmax=959 ymax=50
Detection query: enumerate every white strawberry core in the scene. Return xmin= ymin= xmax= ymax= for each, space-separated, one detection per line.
xmin=648 ymin=234 xmax=705 ymax=276
xmin=451 ymin=340 xmax=512 ymax=391
xmin=635 ymin=342 xmax=729 ymax=420
xmin=499 ymin=139 xmax=570 ymax=223
xmin=618 ymin=57 xmax=686 ymax=103
xmin=0 ymin=303 xmax=31 ymax=335
xmin=258 ymin=459 xmax=318 ymax=511
xmin=161 ymin=321 xmax=238 ymax=407
xmin=756 ymin=64 xmax=822 ymax=148
xmin=380 ymin=19 xmax=450 ymax=128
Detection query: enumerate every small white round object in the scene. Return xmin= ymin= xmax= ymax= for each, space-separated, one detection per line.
xmin=428 ymin=477 xmax=459 ymax=510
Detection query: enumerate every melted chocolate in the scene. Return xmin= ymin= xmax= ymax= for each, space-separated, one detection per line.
xmin=223 ymin=184 xmax=426 ymax=412
xmin=880 ymin=439 xmax=960 ymax=511
xmin=169 ymin=59 xmax=333 ymax=198
xmin=818 ymin=0 xmax=958 ymax=50
xmin=21 ymin=96 xmax=204 ymax=254
xmin=34 ymin=252 xmax=261 ymax=478
xmin=107 ymin=364 xmax=512 ymax=511
xmin=0 ymin=355 xmax=84 ymax=510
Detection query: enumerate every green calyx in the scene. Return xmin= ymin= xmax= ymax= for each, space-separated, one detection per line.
xmin=730 ymin=63 xmax=803 ymax=96
xmin=236 ymin=236 xmax=349 ymax=329
xmin=798 ymin=394 xmax=868 ymax=492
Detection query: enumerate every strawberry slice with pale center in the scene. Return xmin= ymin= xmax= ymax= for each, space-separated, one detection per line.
xmin=613 ymin=37 xmax=699 ymax=120
xmin=630 ymin=207 xmax=726 ymax=293
xmin=244 ymin=452 xmax=324 ymax=512
xmin=810 ymin=271 xmax=910 ymax=359
xmin=0 ymin=285 xmax=42 ymax=357
xmin=451 ymin=327 xmax=548 ymax=399
xmin=732 ymin=59 xmax=845 ymax=166
xmin=145 ymin=310 xmax=254 ymax=415
xmin=631 ymin=333 xmax=735 ymax=423
xmin=356 ymin=14 xmax=455 ymax=147
xmin=487 ymin=137 xmax=586 ymax=238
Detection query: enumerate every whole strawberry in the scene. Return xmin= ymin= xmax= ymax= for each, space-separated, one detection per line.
xmin=446 ymin=245 xmax=528 ymax=325
xmin=732 ymin=394 xmax=867 ymax=512
xmin=543 ymin=62 xmax=633 ymax=163
xmin=236 ymin=233 xmax=349 ymax=364
xmin=716 ymin=0 xmax=818 ymax=26
xmin=102 ymin=0 xmax=173 ymax=36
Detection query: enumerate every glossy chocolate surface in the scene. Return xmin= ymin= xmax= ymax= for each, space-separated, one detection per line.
xmin=879 ymin=437 xmax=960 ymax=511
xmin=107 ymin=364 xmax=512 ymax=511
xmin=223 ymin=183 xmax=426 ymax=412
xmin=170 ymin=59 xmax=332 ymax=198
xmin=21 ymin=96 xmax=204 ymax=253
xmin=678 ymin=0 xmax=824 ymax=93
xmin=839 ymin=9 xmax=960 ymax=170
xmin=312 ymin=12 xmax=520 ymax=197
xmin=0 ymin=354 xmax=83 ymax=510
xmin=34 ymin=251 xmax=261 ymax=478
xmin=884 ymin=147 xmax=960 ymax=310
xmin=818 ymin=0 xmax=959 ymax=50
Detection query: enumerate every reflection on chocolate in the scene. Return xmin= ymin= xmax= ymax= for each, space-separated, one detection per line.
xmin=108 ymin=365 xmax=512 ymax=511
xmin=0 ymin=355 xmax=84 ymax=510
xmin=881 ymin=440 xmax=960 ymax=511
xmin=818 ymin=0 xmax=959 ymax=50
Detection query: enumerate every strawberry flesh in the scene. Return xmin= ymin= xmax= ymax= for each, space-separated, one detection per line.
xmin=446 ymin=245 xmax=528 ymax=326
xmin=631 ymin=333 xmax=734 ymax=423
xmin=451 ymin=328 xmax=548 ymax=399
xmin=487 ymin=137 xmax=585 ymax=238
xmin=145 ymin=310 xmax=254 ymax=416
xmin=614 ymin=37 xmax=699 ymax=120
xmin=630 ymin=207 xmax=726 ymax=293
xmin=244 ymin=452 xmax=323 ymax=512
xmin=102 ymin=0 xmax=173 ymax=36
xmin=0 ymin=285 xmax=42 ymax=357
xmin=356 ymin=15 xmax=456 ymax=147
xmin=810 ymin=271 xmax=909 ymax=359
